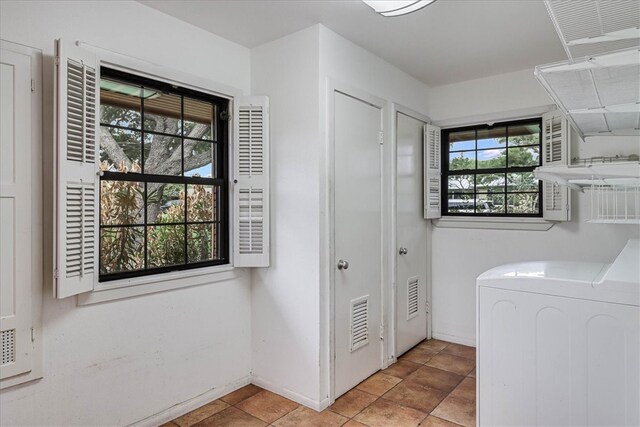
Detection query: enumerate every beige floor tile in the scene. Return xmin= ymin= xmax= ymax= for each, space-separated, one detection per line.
xmin=343 ymin=420 xmax=368 ymax=427
xmin=159 ymin=422 xmax=179 ymax=427
xmin=400 ymin=347 xmax=437 ymax=364
xmin=419 ymin=415 xmax=463 ymax=427
xmin=235 ymin=390 xmax=299 ymax=424
xmin=173 ymin=400 xmax=229 ymax=427
xmin=354 ymin=398 xmax=427 ymax=427
xmin=329 ymin=388 xmax=378 ymax=418
xmin=467 ymin=368 xmax=476 ymax=378
xmin=220 ymin=384 xmax=263 ymax=405
xmin=193 ymin=406 xmax=267 ymax=427
xmin=426 ymin=353 xmax=475 ymax=376
xmin=273 ymin=406 xmax=349 ymax=427
xmin=382 ymin=381 xmax=448 ymax=413
xmin=448 ymin=377 xmax=475 ymax=402
xmin=382 ymin=360 xmax=423 ymax=379
xmin=417 ymin=339 xmax=449 ymax=352
xmin=356 ymin=372 xmax=403 ymax=396
xmin=440 ymin=344 xmax=476 ymax=361
xmin=406 ymin=366 xmax=464 ymax=393
xmin=431 ymin=396 xmax=476 ymax=427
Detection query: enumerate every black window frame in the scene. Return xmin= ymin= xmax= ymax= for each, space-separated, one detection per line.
xmin=442 ymin=118 xmax=543 ymax=217
xmin=98 ymin=67 xmax=230 ymax=282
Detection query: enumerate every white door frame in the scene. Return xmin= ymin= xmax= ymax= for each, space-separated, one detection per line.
xmin=325 ymin=79 xmax=389 ymax=404
xmin=389 ymin=103 xmax=432 ymax=363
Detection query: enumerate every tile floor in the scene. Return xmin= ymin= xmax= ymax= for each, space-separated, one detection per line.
xmin=162 ymin=339 xmax=476 ymax=427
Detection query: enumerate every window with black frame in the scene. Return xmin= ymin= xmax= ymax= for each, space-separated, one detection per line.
xmin=98 ymin=68 xmax=229 ymax=281
xmin=442 ymin=119 xmax=542 ymax=216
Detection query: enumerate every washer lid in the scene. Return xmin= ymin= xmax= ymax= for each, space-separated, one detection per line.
xmin=477 ymin=260 xmax=638 ymax=306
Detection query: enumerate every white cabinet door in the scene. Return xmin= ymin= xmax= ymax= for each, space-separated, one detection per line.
xmin=395 ymin=111 xmax=429 ymax=356
xmin=333 ymin=90 xmax=383 ymax=398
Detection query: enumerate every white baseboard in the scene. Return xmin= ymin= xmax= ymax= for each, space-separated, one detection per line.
xmin=251 ymin=374 xmax=328 ymax=412
xmin=129 ymin=375 xmax=252 ymax=427
xmin=432 ymin=331 xmax=476 ymax=347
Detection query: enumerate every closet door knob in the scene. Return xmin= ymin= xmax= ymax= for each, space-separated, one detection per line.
xmin=399 ymin=247 xmax=408 ymax=255
xmin=337 ymin=259 xmax=349 ymax=270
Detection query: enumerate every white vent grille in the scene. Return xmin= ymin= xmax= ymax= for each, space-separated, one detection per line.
xmin=407 ymin=277 xmax=419 ymax=320
xmin=65 ymin=183 xmax=96 ymax=277
xmin=350 ymin=296 xmax=369 ymax=352
xmin=237 ymin=105 xmax=264 ymax=176
xmin=238 ymin=188 xmax=264 ymax=254
xmin=66 ymin=59 xmax=96 ymax=163
xmin=545 ymin=0 xmax=640 ymax=59
xmin=1 ymin=329 xmax=16 ymax=365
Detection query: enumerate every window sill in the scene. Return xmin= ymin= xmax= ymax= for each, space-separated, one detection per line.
xmin=77 ymin=264 xmax=241 ymax=305
xmin=433 ymin=216 xmax=555 ymax=231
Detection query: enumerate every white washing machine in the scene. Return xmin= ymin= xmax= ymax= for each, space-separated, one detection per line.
xmin=477 ymin=239 xmax=640 ymax=426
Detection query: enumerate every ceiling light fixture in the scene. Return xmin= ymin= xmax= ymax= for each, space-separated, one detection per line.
xmin=362 ymin=0 xmax=437 ymax=17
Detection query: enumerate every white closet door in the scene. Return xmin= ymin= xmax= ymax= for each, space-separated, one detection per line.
xmin=0 ymin=48 xmax=33 ymax=381
xmin=395 ymin=110 xmax=429 ymax=356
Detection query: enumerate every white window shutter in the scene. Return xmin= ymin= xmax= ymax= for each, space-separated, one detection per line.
xmin=233 ymin=96 xmax=270 ymax=267
xmin=424 ymin=124 xmax=442 ymax=219
xmin=542 ymin=110 xmax=571 ymax=222
xmin=54 ymin=39 xmax=99 ymax=298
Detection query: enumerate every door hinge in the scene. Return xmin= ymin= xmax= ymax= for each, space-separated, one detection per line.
xmin=31 ymin=327 xmax=35 ymax=342
xmin=31 ymin=79 xmax=36 ymax=92
xmin=378 ymin=131 xmax=384 ymax=145
xmin=379 ymin=325 xmax=384 ymax=340
xmin=54 ymin=269 xmax=59 ymax=280
xmin=426 ymin=301 xmax=431 ymax=314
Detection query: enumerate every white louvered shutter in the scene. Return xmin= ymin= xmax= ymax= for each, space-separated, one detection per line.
xmin=233 ymin=96 xmax=270 ymax=267
xmin=542 ymin=110 xmax=571 ymax=221
xmin=54 ymin=39 xmax=99 ymax=298
xmin=424 ymin=124 xmax=442 ymax=219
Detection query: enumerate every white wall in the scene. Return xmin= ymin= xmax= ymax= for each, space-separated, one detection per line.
xmin=0 ymin=2 xmax=253 ymax=426
xmin=250 ymin=26 xmax=323 ymax=408
xmin=428 ymin=69 xmax=640 ymax=345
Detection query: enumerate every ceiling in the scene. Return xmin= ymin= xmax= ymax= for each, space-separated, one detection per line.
xmin=139 ymin=0 xmax=567 ymax=87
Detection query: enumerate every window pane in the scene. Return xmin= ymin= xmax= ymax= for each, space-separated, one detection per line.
xmin=184 ymin=140 xmax=214 ymax=178
xmin=477 ymin=127 xmax=506 ymax=149
xmin=449 ymin=151 xmax=476 ymax=171
xmin=187 ymin=223 xmax=215 ymax=263
xmin=448 ymin=175 xmax=474 ymax=194
xmin=147 ymin=225 xmax=185 ymax=267
xmin=448 ymin=129 xmax=475 ymax=151
xmin=187 ymin=184 xmax=215 ymax=222
xmin=477 ymin=148 xmax=506 ymax=168
xmin=100 ymin=227 xmax=144 ymax=274
xmin=143 ymin=92 xmax=182 ymax=135
xmin=508 ymin=172 xmax=538 ymax=191
xmin=507 ymin=193 xmax=539 ymax=214
xmin=508 ymin=122 xmax=540 ymax=146
xmin=99 ymin=127 xmax=142 ymax=172
xmin=476 ymin=173 xmax=505 ymax=193
xmin=143 ymin=133 xmax=182 ymax=175
xmin=507 ymin=146 xmax=539 ymax=167
xmin=100 ymin=180 xmax=144 ymax=225
xmin=184 ymin=98 xmax=215 ymax=140
xmin=447 ymin=194 xmax=475 ymax=213
xmin=100 ymin=79 xmax=142 ymax=128
xmin=476 ymin=193 xmax=506 ymax=213
xmin=147 ymin=183 xmax=185 ymax=224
